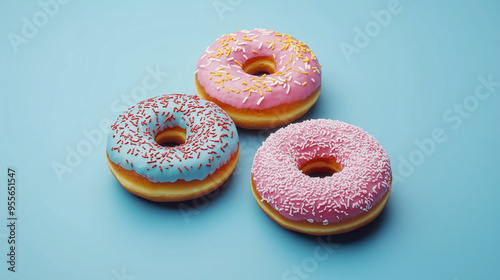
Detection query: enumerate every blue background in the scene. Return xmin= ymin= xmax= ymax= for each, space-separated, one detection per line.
xmin=1 ymin=0 xmax=500 ymax=279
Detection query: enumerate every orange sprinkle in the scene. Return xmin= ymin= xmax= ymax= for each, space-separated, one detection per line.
xmin=242 ymin=37 xmax=253 ymax=41
xmin=234 ymin=60 xmax=243 ymax=67
xmin=302 ymin=82 xmax=307 ymax=86
xmin=300 ymin=72 xmax=309 ymax=75
xmin=242 ymin=81 xmax=247 ymax=85
xmin=209 ymin=73 xmax=222 ymax=80
xmin=252 ymin=50 xmax=257 ymax=54
xmin=283 ymin=54 xmax=293 ymax=67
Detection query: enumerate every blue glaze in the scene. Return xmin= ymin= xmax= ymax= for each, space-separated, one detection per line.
xmin=106 ymin=94 xmax=239 ymax=183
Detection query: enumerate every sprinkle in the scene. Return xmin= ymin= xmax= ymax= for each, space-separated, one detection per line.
xmin=257 ymin=96 xmax=265 ymax=105
xmin=251 ymin=119 xmax=391 ymax=224
xmin=108 ymin=94 xmax=238 ymax=184
xmin=234 ymin=60 xmax=243 ymax=67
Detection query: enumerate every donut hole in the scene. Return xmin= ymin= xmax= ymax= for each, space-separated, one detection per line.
xmin=242 ymin=56 xmax=277 ymax=76
xmin=300 ymin=158 xmax=341 ymax=178
xmin=154 ymin=126 xmax=186 ymax=147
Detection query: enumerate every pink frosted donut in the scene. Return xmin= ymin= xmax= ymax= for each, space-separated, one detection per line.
xmin=251 ymin=119 xmax=392 ymax=235
xmin=195 ymin=28 xmax=322 ymax=129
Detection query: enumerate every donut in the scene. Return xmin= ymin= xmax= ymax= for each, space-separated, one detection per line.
xmin=195 ymin=28 xmax=322 ymax=129
xmin=251 ymin=119 xmax=392 ymax=235
xmin=106 ymin=94 xmax=239 ymax=202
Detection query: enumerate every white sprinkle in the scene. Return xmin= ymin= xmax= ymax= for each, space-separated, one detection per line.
xmin=232 ymin=77 xmax=241 ymax=81
xmin=243 ymin=54 xmax=248 ymax=60
xmin=216 ymin=86 xmax=220 ymax=91
xmin=311 ymin=78 xmax=315 ymax=83
xmin=286 ymin=84 xmax=290 ymax=94
xmin=257 ymin=96 xmax=265 ymax=105
xmin=307 ymin=219 xmax=314 ymax=223
xmin=258 ymin=42 xmax=263 ymax=49
xmin=200 ymin=53 xmax=207 ymax=60
xmin=293 ymin=80 xmax=302 ymax=86
xmin=227 ymin=57 xmax=235 ymax=61
xmin=242 ymin=96 xmax=249 ymax=103
xmin=194 ymin=69 xmax=198 ymax=74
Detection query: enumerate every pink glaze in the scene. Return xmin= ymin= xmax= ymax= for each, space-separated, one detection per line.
xmin=196 ymin=28 xmax=321 ymax=109
xmin=251 ymin=119 xmax=392 ymax=225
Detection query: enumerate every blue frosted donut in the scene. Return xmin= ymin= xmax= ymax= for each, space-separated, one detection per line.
xmin=106 ymin=94 xmax=239 ymax=202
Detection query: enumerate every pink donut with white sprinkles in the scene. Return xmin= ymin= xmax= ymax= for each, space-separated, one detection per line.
xmin=251 ymin=119 xmax=392 ymax=235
